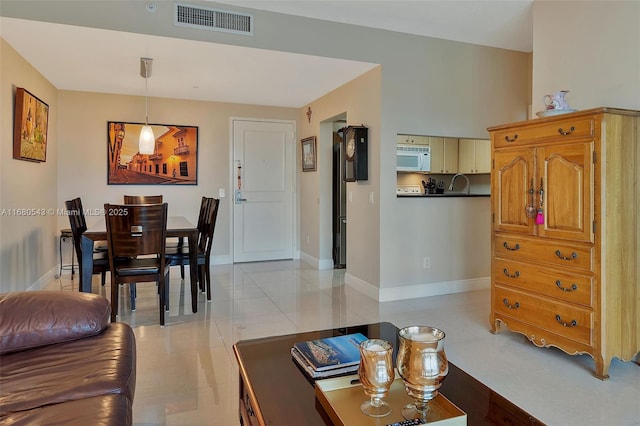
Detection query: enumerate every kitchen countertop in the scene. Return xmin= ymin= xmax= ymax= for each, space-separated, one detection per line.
xmin=397 ymin=193 xmax=490 ymax=198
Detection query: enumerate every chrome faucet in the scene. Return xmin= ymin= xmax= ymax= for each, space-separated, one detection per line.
xmin=448 ymin=173 xmax=470 ymax=194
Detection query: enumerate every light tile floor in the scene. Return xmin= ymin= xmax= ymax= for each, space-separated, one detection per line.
xmin=47 ymin=260 xmax=640 ymax=426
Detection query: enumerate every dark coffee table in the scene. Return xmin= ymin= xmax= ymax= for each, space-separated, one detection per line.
xmin=233 ymin=322 xmax=544 ymax=425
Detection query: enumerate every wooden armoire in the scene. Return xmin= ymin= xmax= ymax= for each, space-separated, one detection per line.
xmin=487 ymin=107 xmax=639 ymax=379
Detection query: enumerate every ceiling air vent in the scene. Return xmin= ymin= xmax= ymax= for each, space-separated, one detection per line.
xmin=174 ymin=3 xmax=253 ymax=36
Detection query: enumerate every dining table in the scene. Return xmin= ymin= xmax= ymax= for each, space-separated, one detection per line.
xmin=80 ymin=216 xmax=199 ymax=314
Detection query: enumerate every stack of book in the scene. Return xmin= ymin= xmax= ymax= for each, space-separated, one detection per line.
xmin=291 ymin=333 xmax=367 ymax=379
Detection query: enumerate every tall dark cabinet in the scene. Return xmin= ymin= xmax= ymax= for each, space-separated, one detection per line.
xmin=343 ymin=125 xmax=368 ymax=182
xmin=332 ymin=130 xmax=346 ymax=268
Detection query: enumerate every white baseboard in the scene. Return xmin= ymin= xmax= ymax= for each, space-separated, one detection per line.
xmin=344 ymin=272 xmax=379 ymax=300
xmin=345 ymin=274 xmax=490 ymax=302
xmin=317 ymin=258 xmax=333 ymax=270
xmin=299 ymin=251 xmax=334 ymax=270
xmin=27 ymin=267 xmax=59 ymax=291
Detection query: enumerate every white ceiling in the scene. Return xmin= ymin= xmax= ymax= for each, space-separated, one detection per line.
xmin=0 ymin=1 xmax=533 ymax=108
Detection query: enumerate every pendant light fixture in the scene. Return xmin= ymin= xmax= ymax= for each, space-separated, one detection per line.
xmin=139 ymin=57 xmax=155 ymax=154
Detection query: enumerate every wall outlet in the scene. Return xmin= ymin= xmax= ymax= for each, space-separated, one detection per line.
xmin=423 ymin=256 xmax=431 ymax=269
xmin=219 ymin=188 xmax=225 ymax=198
xmin=369 ymin=191 xmax=374 ymax=204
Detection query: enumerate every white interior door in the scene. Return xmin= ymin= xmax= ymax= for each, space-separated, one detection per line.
xmin=233 ymin=119 xmax=295 ymax=262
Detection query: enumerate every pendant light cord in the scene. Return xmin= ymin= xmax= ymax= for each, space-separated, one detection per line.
xmin=144 ymin=64 xmax=149 ymax=125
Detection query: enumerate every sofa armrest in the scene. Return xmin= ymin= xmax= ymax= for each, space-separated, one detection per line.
xmin=0 ymin=291 xmax=111 ymax=354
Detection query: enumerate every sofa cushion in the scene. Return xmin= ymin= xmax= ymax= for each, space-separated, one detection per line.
xmin=0 ymin=394 xmax=132 ymax=426
xmin=0 ymin=291 xmax=110 ymax=354
xmin=0 ymin=322 xmax=136 ymax=415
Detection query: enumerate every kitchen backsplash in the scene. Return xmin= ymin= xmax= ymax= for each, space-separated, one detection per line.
xmin=397 ymin=172 xmax=490 ymax=195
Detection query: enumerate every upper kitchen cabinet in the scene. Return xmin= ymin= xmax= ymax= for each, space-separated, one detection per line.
xmin=397 ymin=134 xmax=429 ymax=145
xmin=459 ymin=138 xmax=491 ymax=174
xmin=429 ymin=137 xmax=458 ymax=174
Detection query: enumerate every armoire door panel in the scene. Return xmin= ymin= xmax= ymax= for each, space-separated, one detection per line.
xmin=537 ymin=142 xmax=594 ymax=243
xmin=493 ymin=148 xmax=535 ymax=235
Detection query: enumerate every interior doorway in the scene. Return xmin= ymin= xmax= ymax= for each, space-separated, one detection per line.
xmin=332 ymin=117 xmax=347 ymax=268
xmin=232 ymin=119 xmax=295 ymax=262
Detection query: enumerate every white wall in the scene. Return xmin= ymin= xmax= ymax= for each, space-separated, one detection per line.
xmin=532 ymin=1 xmax=640 ymax=113
xmin=0 ymin=1 xmax=531 ymax=299
xmin=3 ymin=1 xmax=637 ymax=300
xmin=377 ymin=40 xmax=529 ymax=295
xmin=56 ymin=91 xmax=298 ymax=264
xmin=298 ymin=68 xmax=382 ymax=284
xmin=0 ymin=40 xmax=58 ymax=292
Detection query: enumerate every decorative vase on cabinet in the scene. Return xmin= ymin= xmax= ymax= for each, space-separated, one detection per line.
xmin=487 ymin=107 xmax=640 ymax=379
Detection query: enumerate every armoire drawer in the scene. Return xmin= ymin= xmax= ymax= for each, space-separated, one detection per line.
xmin=493 ymin=116 xmax=595 ymax=148
xmin=494 ymin=234 xmax=593 ymax=272
xmin=494 ymin=285 xmax=592 ymax=346
xmin=493 ymin=258 xmax=593 ymax=307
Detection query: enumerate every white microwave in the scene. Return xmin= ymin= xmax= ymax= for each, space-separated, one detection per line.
xmin=396 ymin=145 xmax=431 ymax=172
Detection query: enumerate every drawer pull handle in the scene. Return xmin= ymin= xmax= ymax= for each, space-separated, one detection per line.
xmin=555 ymin=250 xmax=577 ymax=261
xmin=555 ymin=280 xmax=578 ymax=292
xmin=503 ymin=242 xmax=520 ymax=251
xmin=504 ymin=134 xmax=518 ymax=142
xmin=503 ymin=268 xmax=520 ymax=278
xmin=558 ymin=126 xmax=575 ymax=136
xmin=555 ymin=314 xmax=577 ymax=327
xmin=503 ymin=298 xmax=520 ymax=309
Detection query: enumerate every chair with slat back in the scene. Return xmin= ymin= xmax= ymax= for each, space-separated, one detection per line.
xmin=123 ymin=194 xmax=171 ymax=251
xmin=65 ymin=198 xmax=110 ymax=291
xmin=167 ymin=197 xmax=219 ymax=300
xmin=105 ymin=203 xmax=171 ymax=325
xmin=122 ymin=195 xmax=166 ymax=305
xmin=123 ymin=195 xmax=163 ymax=204
xmin=169 ymin=196 xmax=208 ymax=280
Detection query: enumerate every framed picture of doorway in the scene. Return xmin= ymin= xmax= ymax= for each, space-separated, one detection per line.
xmin=107 ymin=121 xmax=198 ymax=185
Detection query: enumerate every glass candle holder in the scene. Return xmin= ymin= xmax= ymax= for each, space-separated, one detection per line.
xmin=397 ymin=325 xmax=448 ymax=421
xmin=358 ymin=338 xmax=395 ymax=417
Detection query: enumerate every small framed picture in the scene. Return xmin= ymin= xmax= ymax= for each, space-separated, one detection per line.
xmin=301 ymin=136 xmax=317 ymax=172
xmin=13 ymin=87 xmax=49 ymax=162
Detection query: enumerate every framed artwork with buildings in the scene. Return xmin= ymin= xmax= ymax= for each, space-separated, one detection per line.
xmin=301 ymin=136 xmax=317 ymax=172
xmin=107 ymin=121 xmax=198 ymax=185
xmin=13 ymin=87 xmax=49 ymax=162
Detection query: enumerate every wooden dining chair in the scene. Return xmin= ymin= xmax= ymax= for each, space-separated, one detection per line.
xmin=122 ymin=195 xmax=170 ymax=303
xmin=65 ymin=198 xmax=110 ymax=291
xmin=166 ymin=197 xmax=219 ymax=300
xmin=104 ymin=202 xmax=171 ymax=325
xmin=168 ymin=196 xmax=210 ymax=281
xmin=123 ymin=195 xmax=163 ymax=204
xmin=123 ymin=195 xmax=172 ymax=248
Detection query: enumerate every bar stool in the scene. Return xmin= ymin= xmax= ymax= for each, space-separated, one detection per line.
xmin=57 ymin=228 xmax=75 ymax=278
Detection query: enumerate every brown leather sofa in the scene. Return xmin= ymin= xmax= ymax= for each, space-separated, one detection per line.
xmin=0 ymin=291 xmax=136 ymax=425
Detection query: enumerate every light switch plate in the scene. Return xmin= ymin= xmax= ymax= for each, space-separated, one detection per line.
xmin=219 ymin=188 xmax=225 ymax=198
